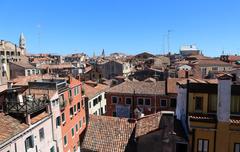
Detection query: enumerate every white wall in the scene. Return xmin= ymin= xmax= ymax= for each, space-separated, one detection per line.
xmin=176 ymin=86 xmax=187 ymax=121
xmin=88 ymin=92 xmax=106 ymax=115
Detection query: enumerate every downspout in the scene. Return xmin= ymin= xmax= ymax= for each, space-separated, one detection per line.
xmin=186 ymin=79 xmax=189 ymax=130
xmin=191 ymin=129 xmax=195 ymax=152
xmin=50 ymin=104 xmax=59 ymax=152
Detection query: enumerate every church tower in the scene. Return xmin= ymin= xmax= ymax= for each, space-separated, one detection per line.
xmin=19 ymin=33 xmax=26 ymax=55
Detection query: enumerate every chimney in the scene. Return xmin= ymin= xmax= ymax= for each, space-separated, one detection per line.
xmin=217 ymin=74 xmax=232 ymax=122
xmin=7 ymin=81 xmax=13 ymax=89
xmin=25 ymin=114 xmax=31 ymax=125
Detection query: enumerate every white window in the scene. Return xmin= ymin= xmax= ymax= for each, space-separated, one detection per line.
xmin=198 ymin=139 xmax=208 ymax=152
xmin=25 ymin=135 xmax=34 ymax=150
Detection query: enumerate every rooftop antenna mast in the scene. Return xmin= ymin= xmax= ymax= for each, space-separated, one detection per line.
xmin=167 ymin=30 xmax=172 ymax=54
xmin=37 ymin=24 xmax=41 ymax=51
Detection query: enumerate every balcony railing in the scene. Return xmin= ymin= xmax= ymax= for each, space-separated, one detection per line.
xmin=60 ymin=100 xmax=67 ymax=110
xmin=5 ymin=97 xmax=49 ymax=114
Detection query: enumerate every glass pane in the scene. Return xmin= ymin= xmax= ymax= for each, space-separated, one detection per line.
xmin=198 ymin=140 xmax=202 ymax=151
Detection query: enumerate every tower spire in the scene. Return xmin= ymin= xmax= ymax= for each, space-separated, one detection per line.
xmin=102 ymin=49 xmax=105 ymax=57
xmin=19 ymin=33 xmax=26 ymax=55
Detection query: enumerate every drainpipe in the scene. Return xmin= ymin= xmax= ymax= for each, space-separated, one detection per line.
xmin=186 ymin=79 xmax=189 ymax=131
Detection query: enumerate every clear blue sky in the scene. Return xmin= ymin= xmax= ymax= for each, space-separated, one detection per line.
xmin=1 ymin=0 xmax=240 ymax=57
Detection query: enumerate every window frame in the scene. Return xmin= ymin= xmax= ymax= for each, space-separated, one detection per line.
xmin=160 ymin=99 xmax=167 ymax=107
xmin=71 ymin=127 xmax=75 ymax=138
xmin=144 ymin=98 xmax=151 ymax=106
xmin=61 ymin=112 xmax=66 ymax=124
xmin=195 ymin=96 xmax=204 ymax=112
xmin=63 ymin=135 xmax=68 ymax=147
xmin=39 ymin=128 xmax=45 ymax=141
xmin=112 ymin=96 xmax=118 ymax=104
xmin=170 ymin=98 xmax=177 ymax=108
xmin=197 ymin=139 xmax=209 ymax=152
xmin=125 ymin=97 xmax=132 ymax=105
xmin=137 ymin=98 xmax=144 ymax=105
xmin=234 ymin=143 xmax=240 ymax=152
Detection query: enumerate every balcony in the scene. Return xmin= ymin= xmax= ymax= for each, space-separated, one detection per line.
xmin=5 ymin=95 xmax=49 ymax=115
xmin=60 ymin=100 xmax=67 ymax=110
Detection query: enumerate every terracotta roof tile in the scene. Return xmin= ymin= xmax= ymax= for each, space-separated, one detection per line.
xmin=135 ymin=112 xmax=161 ymax=138
xmin=84 ymin=83 xmax=109 ymax=100
xmin=0 ymin=113 xmax=28 ymax=144
xmin=81 ymin=115 xmax=136 ymax=152
xmin=107 ymin=81 xmax=166 ymax=95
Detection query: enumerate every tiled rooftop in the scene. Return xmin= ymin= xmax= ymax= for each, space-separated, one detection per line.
xmin=135 ymin=112 xmax=161 ymax=138
xmin=84 ymin=83 xmax=109 ymax=100
xmin=0 ymin=113 xmax=28 ymax=145
xmin=107 ymin=81 xmax=166 ymax=95
xmin=81 ymin=115 xmax=136 ymax=152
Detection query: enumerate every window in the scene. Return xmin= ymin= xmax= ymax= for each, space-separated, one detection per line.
xmin=76 ymin=124 xmax=79 ymax=132
xmin=138 ymin=98 xmax=144 ymax=105
xmin=27 ymin=70 xmax=31 ymax=76
xmin=112 ymin=96 xmax=118 ymax=104
xmin=77 ymin=102 xmax=81 ymax=111
xmin=56 ymin=116 xmax=61 ymax=127
xmin=195 ymin=97 xmax=203 ymax=112
xmin=25 ymin=135 xmax=34 ymax=150
xmin=71 ymin=128 xmax=75 ymax=137
xmin=83 ymin=117 xmax=86 ymax=124
xmin=113 ymin=111 xmax=116 ymax=117
xmin=208 ymin=94 xmax=217 ymax=112
xmin=50 ymin=146 xmax=55 ymax=152
xmin=70 ymin=107 xmax=74 ymax=117
xmin=94 ymin=111 xmax=97 ymax=115
xmin=125 ymin=97 xmax=132 ymax=105
xmin=74 ymin=105 xmax=77 ymax=114
xmin=197 ymin=139 xmax=208 ymax=152
xmin=212 ymin=67 xmax=218 ymax=71
xmin=39 ymin=128 xmax=45 ymax=141
xmin=79 ymin=119 xmax=82 ymax=128
xmin=100 ymin=107 xmax=104 ymax=115
xmin=64 ymin=135 xmax=68 ymax=146
xmin=32 ymin=70 xmax=35 ymax=75
xmin=234 ymin=143 xmax=240 ymax=152
xmin=170 ymin=98 xmax=177 ymax=108
xmin=98 ymin=95 xmax=102 ymax=102
xmin=145 ymin=98 xmax=151 ymax=106
xmin=89 ymin=102 xmax=91 ymax=108
xmin=231 ymin=96 xmax=240 ymax=114
xmin=69 ymin=89 xmax=72 ymax=98
xmin=160 ymin=99 xmax=167 ymax=107
xmin=73 ymin=145 xmax=77 ymax=152
xmin=62 ymin=113 xmax=66 ymax=124
xmin=93 ymin=98 xmax=98 ymax=106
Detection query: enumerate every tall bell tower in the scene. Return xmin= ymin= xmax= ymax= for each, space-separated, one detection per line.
xmin=19 ymin=32 xmax=26 ymax=55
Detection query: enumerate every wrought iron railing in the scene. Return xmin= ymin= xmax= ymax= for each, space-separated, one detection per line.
xmin=5 ymin=97 xmax=49 ymax=114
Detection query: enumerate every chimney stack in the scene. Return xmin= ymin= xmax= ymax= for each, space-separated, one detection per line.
xmin=217 ymin=74 xmax=232 ymax=122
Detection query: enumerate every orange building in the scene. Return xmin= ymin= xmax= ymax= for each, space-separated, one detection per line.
xmin=59 ymin=77 xmax=86 ymax=152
